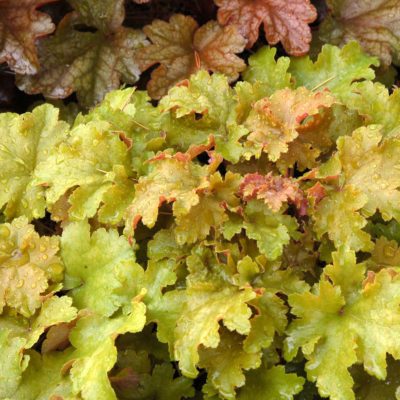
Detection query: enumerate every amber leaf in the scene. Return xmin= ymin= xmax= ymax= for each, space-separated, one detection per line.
xmin=137 ymin=14 xmax=246 ymax=99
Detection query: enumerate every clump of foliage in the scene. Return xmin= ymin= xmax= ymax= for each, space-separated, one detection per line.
xmin=2 ymin=0 xmax=400 ymax=399
xmin=2 ymin=38 xmax=400 ymax=400
xmin=1 ymin=0 xmax=400 ymax=110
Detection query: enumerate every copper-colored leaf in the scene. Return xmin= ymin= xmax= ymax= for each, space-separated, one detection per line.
xmin=16 ymin=12 xmax=147 ymax=107
xmin=239 ymin=172 xmax=305 ymax=212
xmin=320 ymin=0 xmax=400 ymax=66
xmin=0 ymin=0 xmax=57 ymax=74
xmin=137 ymin=14 xmax=246 ymax=99
xmin=215 ymin=0 xmax=317 ymax=55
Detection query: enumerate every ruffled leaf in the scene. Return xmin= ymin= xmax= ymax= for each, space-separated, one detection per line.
xmin=0 ymin=0 xmax=56 ymax=74
xmin=244 ymin=87 xmax=336 ymax=161
xmin=215 ymin=0 xmax=317 ymax=54
xmin=285 ymin=249 xmax=400 ymax=400
xmin=0 ymin=217 xmax=64 ymax=317
xmin=61 ymin=220 xmax=143 ymax=316
xmin=320 ymin=0 xmax=400 ymax=66
xmin=0 ymin=105 xmax=68 ymax=220
xmin=17 ymin=13 xmax=147 ymax=107
xmin=137 ymin=14 xmax=246 ymax=99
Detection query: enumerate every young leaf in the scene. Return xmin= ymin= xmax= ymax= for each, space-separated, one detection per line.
xmin=0 ymin=217 xmax=64 ymax=318
xmin=336 ymin=125 xmax=400 ymax=221
xmin=61 ymin=220 xmax=143 ymax=316
xmin=215 ymin=0 xmax=317 ymax=55
xmin=0 ymin=105 xmax=68 ymax=220
xmin=68 ymin=300 xmax=146 ymax=399
xmin=199 ymin=330 xmax=262 ymax=399
xmin=289 ymin=42 xmax=379 ymax=98
xmin=243 ymin=200 xmax=299 ymax=260
xmin=313 ymin=185 xmax=373 ymax=252
xmin=0 ymin=0 xmax=56 ymax=74
xmin=238 ymin=364 xmax=305 ymax=400
xmin=239 ymin=173 xmax=305 ymax=212
xmin=34 ymin=121 xmax=134 ymax=224
xmin=320 ymin=0 xmax=400 ymax=66
xmin=161 ymin=71 xmax=248 ymax=162
xmin=0 ymin=297 xmax=77 ymax=399
xmin=174 ymin=172 xmax=241 ymax=245
xmin=340 ymin=81 xmax=400 ymax=135
xmin=125 ymin=151 xmax=209 ymax=232
xmin=137 ymin=14 xmax=246 ymax=99
xmin=285 ymin=249 xmax=400 ymax=400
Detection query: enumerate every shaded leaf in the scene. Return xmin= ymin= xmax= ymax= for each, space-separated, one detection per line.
xmin=0 ymin=0 xmax=56 ymax=74
xmin=17 ymin=13 xmax=147 ymax=107
xmin=320 ymin=0 xmax=400 ymax=66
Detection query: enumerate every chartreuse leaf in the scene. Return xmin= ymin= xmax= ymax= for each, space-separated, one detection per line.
xmin=17 ymin=12 xmax=147 ymax=107
xmin=313 ymin=185 xmax=373 ymax=252
xmin=285 ymin=248 xmax=400 ymax=400
xmin=34 ymin=120 xmax=134 ymax=224
xmin=288 ymin=42 xmax=379 ymax=98
xmin=242 ymin=46 xmax=291 ymax=93
xmin=0 ymin=296 xmax=77 ymax=399
xmin=0 ymin=105 xmax=68 ymax=220
xmin=146 ymin=246 xmax=256 ymax=379
xmin=174 ymin=280 xmax=255 ymax=378
xmin=11 ymin=349 xmax=74 ymax=400
xmin=147 ymin=363 xmax=195 ymax=400
xmin=336 ymin=125 xmax=400 ymax=221
xmin=238 ymin=364 xmax=305 ymax=400
xmin=243 ymin=200 xmax=299 ymax=260
xmin=75 ymin=87 xmax=167 ymax=176
xmin=370 ymin=236 xmax=400 ymax=269
xmin=0 ymin=217 xmax=74 ymax=399
xmin=117 ymin=363 xmax=194 ymax=400
xmin=243 ymin=290 xmax=288 ymax=354
xmin=0 ymin=217 xmax=65 ymax=317
xmin=199 ymin=330 xmax=262 ymax=399
xmin=61 ymin=220 xmax=143 ymax=316
xmin=340 ymin=81 xmax=400 ymax=135
xmin=68 ymin=300 xmax=146 ymax=400
xmin=14 ymin=299 xmax=146 ymax=400
xmin=160 ymin=71 xmax=248 ymax=162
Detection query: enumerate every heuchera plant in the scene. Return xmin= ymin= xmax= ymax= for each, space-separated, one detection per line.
xmin=2 ymin=41 xmax=400 ymax=400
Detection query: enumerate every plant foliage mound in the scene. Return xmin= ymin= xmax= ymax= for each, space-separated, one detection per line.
xmin=2 ymin=41 xmax=400 ymax=400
